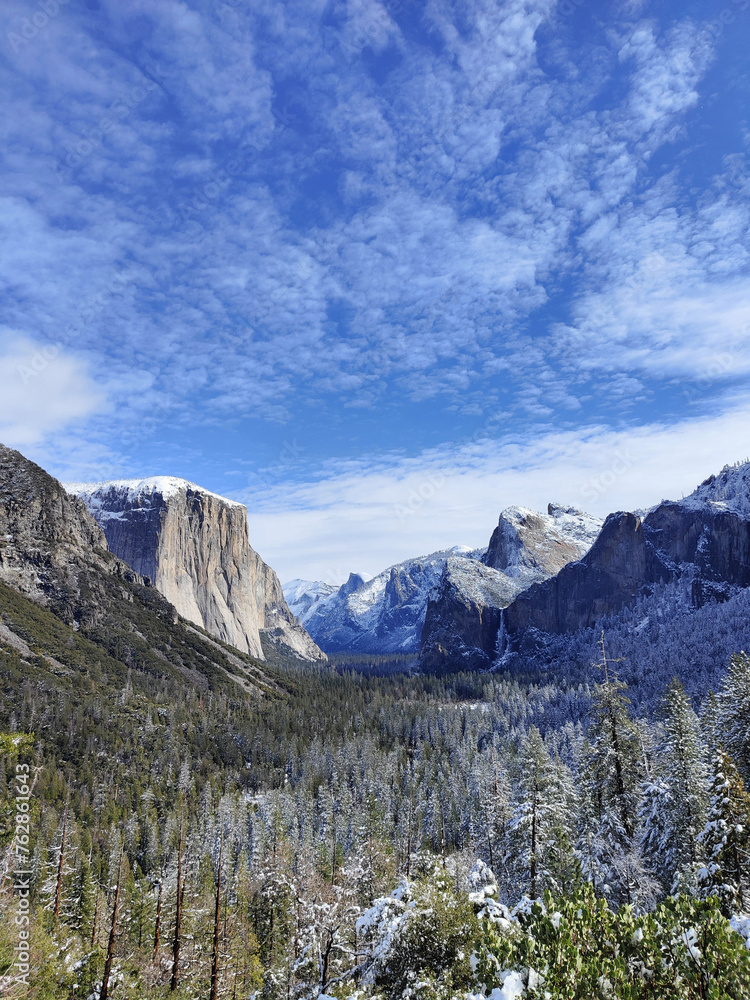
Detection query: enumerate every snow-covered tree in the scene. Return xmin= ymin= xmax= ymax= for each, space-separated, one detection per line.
xmin=640 ymin=678 xmax=708 ymax=893
xmin=579 ymin=661 xmax=655 ymax=906
xmin=696 ymin=750 xmax=750 ymax=914
xmin=504 ymin=726 xmax=576 ymax=900
xmin=717 ymin=652 xmax=750 ymax=785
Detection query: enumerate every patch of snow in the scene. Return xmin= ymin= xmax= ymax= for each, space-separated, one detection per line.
xmin=730 ymin=913 xmax=750 ymax=948
xmin=678 ymin=461 xmax=750 ymax=520
xmin=65 ymin=477 xmax=246 ymax=510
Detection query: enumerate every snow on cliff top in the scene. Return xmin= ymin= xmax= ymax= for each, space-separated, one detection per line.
xmin=65 ymin=477 xmax=246 ymax=510
xmin=499 ymin=503 xmax=603 ymax=545
xmin=677 ymin=461 xmax=750 ymax=519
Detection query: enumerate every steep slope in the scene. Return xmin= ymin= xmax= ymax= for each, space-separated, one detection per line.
xmin=419 ymin=503 xmax=603 ymax=672
xmin=67 ymin=478 xmax=325 ymax=662
xmin=0 ymin=444 xmax=143 ymax=627
xmin=0 ymin=443 xmax=280 ymax=697
xmin=285 ymin=546 xmax=483 ymax=654
xmin=502 ymin=461 xmax=750 ymax=650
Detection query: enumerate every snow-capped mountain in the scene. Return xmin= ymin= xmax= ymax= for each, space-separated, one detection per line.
xmin=284 ymin=578 xmax=339 ymax=626
xmin=285 ymin=503 xmax=603 ymax=660
xmin=283 ymin=546 xmax=484 ymax=655
xmin=66 ymin=477 xmax=325 ymax=662
xmin=501 ymin=461 xmax=750 ymax=654
xmin=419 ymin=503 xmax=604 ymax=672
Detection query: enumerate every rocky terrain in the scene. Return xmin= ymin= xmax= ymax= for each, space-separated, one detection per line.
xmin=284 ymin=546 xmax=484 ymax=654
xmin=497 ymin=461 xmax=750 ymax=660
xmin=0 ymin=444 xmax=144 ymax=628
xmin=67 ymin=478 xmax=325 ymax=662
xmin=419 ymin=504 xmax=603 ymax=672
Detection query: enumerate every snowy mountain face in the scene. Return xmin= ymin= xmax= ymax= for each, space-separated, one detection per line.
xmin=484 ymin=503 xmax=603 ymax=576
xmin=283 ymin=546 xmax=484 ymax=655
xmin=285 ymin=504 xmax=604 ymax=661
xmin=680 ymin=460 xmax=750 ymax=518
xmin=66 ymin=477 xmax=326 ymax=662
xmin=502 ymin=461 xmax=750 ymax=655
xmin=419 ymin=504 xmax=603 ymax=672
xmin=283 ymin=578 xmax=339 ymax=625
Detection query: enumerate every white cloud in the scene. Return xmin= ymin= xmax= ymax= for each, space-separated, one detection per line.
xmin=0 ymin=334 xmax=104 ymax=446
xmin=242 ymin=400 xmax=750 ymax=583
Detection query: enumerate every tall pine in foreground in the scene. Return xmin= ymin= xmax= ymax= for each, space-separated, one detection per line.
xmin=717 ymin=651 xmax=750 ymax=786
xmin=696 ymin=749 xmax=750 ymax=914
xmin=504 ymin=726 xmax=576 ymax=900
xmin=579 ymin=637 xmax=657 ymax=907
xmin=640 ymin=678 xmax=708 ymax=894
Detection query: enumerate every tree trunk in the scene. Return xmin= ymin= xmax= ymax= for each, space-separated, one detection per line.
xmin=170 ymin=820 xmax=184 ymax=991
xmin=100 ymin=849 xmax=123 ymax=1000
xmin=53 ymin=796 xmax=69 ymax=926
xmin=91 ymin=883 xmax=99 ymax=949
xmin=530 ymin=781 xmax=538 ymax=900
xmin=153 ymin=880 xmax=163 ymax=963
xmin=209 ymin=833 xmax=224 ymax=1000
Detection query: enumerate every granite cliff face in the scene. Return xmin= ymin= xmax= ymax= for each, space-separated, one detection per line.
xmin=418 ymin=503 xmax=603 ymax=672
xmin=502 ymin=511 xmax=672 ymax=636
xmin=0 ymin=444 xmax=142 ymax=625
xmin=502 ymin=461 xmax=750 ymax=651
xmin=419 ymin=557 xmax=518 ymax=671
xmin=67 ymin=478 xmax=325 ymax=662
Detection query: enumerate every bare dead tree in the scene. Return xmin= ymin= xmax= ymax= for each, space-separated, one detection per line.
xmin=53 ymin=788 xmax=70 ymax=927
xmin=170 ymin=817 xmax=184 ymax=992
xmin=209 ymin=830 xmax=224 ymax=1000
xmin=153 ymin=878 xmax=163 ymax=964
xmin=100 ymin=847 xmax=123 ymax=1000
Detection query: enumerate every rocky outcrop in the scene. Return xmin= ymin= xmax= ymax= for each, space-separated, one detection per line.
xmin=285 ymin=547 xmax=484 ymax=655
xmin=419 ymin=558 xmax=519 ymax=672
xmin=502 ymin=461 xmax=750 ymax=650
xmin=485 ymin=503 xmax=602 ymax=576
xmin=67 ymin=478 xmax=325 ymax=662
xmin=253 ymin=551 xmax=329 ymax=661
xmin=503 ymin=512 xmax=672 ymax=636
xmin=418 ymin=504 xmax=603 ymax=672
xmin=0 ymin=444 xmax=145 ymax=626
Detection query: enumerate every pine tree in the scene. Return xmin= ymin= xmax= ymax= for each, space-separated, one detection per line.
xmin=504 ymin=727 xmax=575 ymax=900
xmin=697 ymin=750 xmax=750 ymax=914
xmin=717 ymin=652 xmax=750 ymax=786
xmin=640 ymin=679 xmax=708 ymax=893
xmin=579 ymin=639 xmax=654 ymax=906
xmin=70 ymin=851 xmax=97 ymax=938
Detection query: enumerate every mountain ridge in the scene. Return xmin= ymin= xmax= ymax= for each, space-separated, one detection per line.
xmin=499 ymin=460 xmax=750 ymax=660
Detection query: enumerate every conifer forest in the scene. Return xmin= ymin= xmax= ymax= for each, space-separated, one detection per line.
xmin=2 ymin=571 xmax=750 ymax=999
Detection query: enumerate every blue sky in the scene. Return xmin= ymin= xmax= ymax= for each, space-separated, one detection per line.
xmin=1 ymin=0 xmax=749 ymax=582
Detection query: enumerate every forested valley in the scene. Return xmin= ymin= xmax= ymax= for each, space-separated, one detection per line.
xmin=2 ymin=569 xmax=750 ymax=1000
